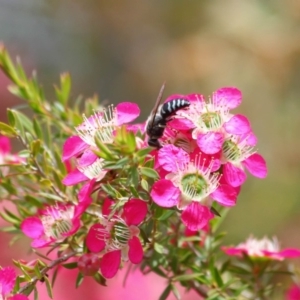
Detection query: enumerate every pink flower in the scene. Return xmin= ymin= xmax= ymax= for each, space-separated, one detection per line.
xmin=0 ymin=136 xmax=24 ymax=175
xmin=86 ymin=198 xmax=148 ymax=278
xmin=151 ymin=150 xmax=236 ymax=231
xmin=0 ymin=266 xmax=28 ymax=300
xmin=286 ymin=284 xmax=300 ymax=300
xmin=221 ymin=133 xmax=267 ymax=187
xmin=222 ymin=236 xmax=300 ymax=261
xmin=21 ymin=201 xmax=89 ymax=248
xmin=172 ymin=88 xmax=249 ymax=155
xmin=74 ymin=102 xmax=140 ymax=148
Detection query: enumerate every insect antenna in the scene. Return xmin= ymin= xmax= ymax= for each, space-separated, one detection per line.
xmin=148 ymin=82 xmax=166 ymax=129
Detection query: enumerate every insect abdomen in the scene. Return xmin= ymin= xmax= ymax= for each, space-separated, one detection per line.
xmin=160 ymin=99 xmax=190 ymax=118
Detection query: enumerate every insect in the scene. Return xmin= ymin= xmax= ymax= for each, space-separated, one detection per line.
xmin=146 ymin=83 xmax=190 ymax=148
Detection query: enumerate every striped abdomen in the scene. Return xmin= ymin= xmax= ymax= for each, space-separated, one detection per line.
xmin=160 ymin=98 xmax=190 ymax=119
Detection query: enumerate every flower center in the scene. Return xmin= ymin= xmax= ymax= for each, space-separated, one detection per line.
xmin=222 ymin=140 xmax=241 ymax=161
xmin=181 ymin=173 xmax=208 ymax=200
xmin=200 ymin=111 xmax=222 ymax=130
xmin=42 ymin=207 xmax=73 ymax=240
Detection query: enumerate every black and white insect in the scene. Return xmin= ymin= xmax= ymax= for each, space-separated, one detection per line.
xmin=146 ymin=84 xmax=190 ymax=148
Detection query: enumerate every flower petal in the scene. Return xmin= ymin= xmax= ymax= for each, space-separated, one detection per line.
xmin=0 ymin=266 xmax=16 ymax=295
xmin=116 ymin=102 xmax=140 ymax=125
xmin=242 ymin=153 xmax=267 ymax=178
xmin=10 ymin=294 xmax=29 ymax=300
xmin=128 ymin=236 xmax=143 ymax=264
xmin=21 ymin=217 xmax=44 ymax=239
xmin=86 ymin=224 xmax=106 ymax=253
xmin=224 ymin=115 xmax=251 ymax=135
xmin=62 ymin=169 xmax=88 ymax=186
xmin=223 ymin=162 xmax=246 ymax=187
xmin=181 ymin=202 xmax=214 ymax=231
xmin=158 ymin=145 xmax=189 ymax=172
xmin=77 ymin=150 xmax=98 ymax=167
xmin=213 ymin=87 xmax=242 ymax=109
xmin=211 ymin=184 xmax=237 ymax=207
xmin=0 ymin=136 xmax=11 ymax=154
xmin=196 ymin=132 xmax=224 ymax=155
xmin=122 ymin=199 xmax=148 ymax=226
xmin=150 ymin=179 xmax=180 ymax=208
xmin=62 ymin=136 xmax=88 ymax=162
xmin=100 ymin=250 xmax=121 ymax=279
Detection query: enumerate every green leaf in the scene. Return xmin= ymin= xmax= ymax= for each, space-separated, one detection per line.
xmin=171 ymin=284 xmax=181 ymax=300
xmin=34 ymin=287 xmax=39 ymax=300
xmin=139 ymin=167 xmax=158 ymax=179
xmin=141 ymin=178 xmax=149 ymax=192
xmin=33 ymin=118 xmax=43 ymax=139
xmin=93 ymin=273 xmax=107 ymax=286
xmin=154 ymin=242 xmax=166 ymax=254
xmin=43 ymin=275 xmax=53 ymax=299
xmin=0 ymin=122 xmax=17 ymax=137
xmin=172 ymin=273 xmax=203 ymax=282
xmin=55 ymin=72 xmax=71 ymax=105
xmin=62 ymin=262 xmax=78 ymax=269
xmin=159 ymin=284 xmax=172 ymax=300
xmin=75 ymin=272 xmax=84 ymax=288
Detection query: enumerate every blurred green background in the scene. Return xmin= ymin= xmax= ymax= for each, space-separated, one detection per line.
xmin=0 ymin=0 xmax=300 ymax=298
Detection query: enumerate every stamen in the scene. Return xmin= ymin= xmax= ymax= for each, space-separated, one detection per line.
xmin=77 ymin=158 xmax=106 ymax=181
xmin=75 ymin=106 xmax=117 ymax=146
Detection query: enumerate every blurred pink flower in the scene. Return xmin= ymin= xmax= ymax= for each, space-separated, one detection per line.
xmin=222 ymin=236 xmax=300 ymax=261
xmin=0 ymin=266 xmax=28 ymax=300
xmin=286 ymin=284 xmax=300 ymax=300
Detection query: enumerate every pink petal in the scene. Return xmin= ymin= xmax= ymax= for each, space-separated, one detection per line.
xmin=100 ymin=250 xmax=121 ymax=278
xmin=102 ymin=198 xmax=114 ymax=216
xmin=168 ymin=118 xmax=195 ymax=130
xmin=158 ymin=145 xmax=189 ymax=172
xmin=221 ymin=246 xmax=244 ymax=257
xmin=242 ymin=153 xmax=267 ymax=178
xmin=86 ymin=224 xmax=107 ymax=253
xmin=286 ymin=284 xmax=300 ymax=300
xmin=211 ymin=184 xmax=237 ymax=207
xmin=0 ymin=267 xmax=16 ymax=295
xmin=10 ymin=295 xmax=29 ymax=300
xmin=78 ymin=180 xmax=95 ymax=203
xmin=122 ymin=199 xmax=148 ymax=226
xmin=186 ymin=93 xmax=205 ymax=104
xmin=21 ymin=217 xmax=44 ymax=239
xmin=31 ymin=238 xmax=52 ymax=248
xmin=128 ymin=236 xmax=143 ymax=264
xmin=116 ymin=102 xmax=140 ymax=125
xmin=126 ymin=123 xmax=146 ymax=134
xmin=224 ymin=115 xmax=251 ymax=135
xmin=62 ymin=136 xmax=88 ymax=162
xmin=150 ymin=179 xmax=180 ymax=208
xmin=62 ymin=169 xmax=88 ymax=186
xmin=77 ymin=150 xmax=98 ymax=167
xmin=0 ymin=136 xmax=11 ymax=154
xmin=181 ymin=202 xmax=214 ymax=231
xmin=213 ymin=87 xmax=242 ymax=109
xmin=277 ymin=248 xmax=300 ymax=258
xmin=223 ymin=162 xmax=246 ymax=187
xmin=196 ymin=132 xmax=224 ymax=155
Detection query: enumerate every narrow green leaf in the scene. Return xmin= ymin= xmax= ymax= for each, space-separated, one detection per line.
xmin=43 ymin=275 xmax=53 ymax=299
xmin=139 ymin=167 xmax=158 ymax=179
xmin=62 ymin=262 xmax=78 ymax=269
xmin=159 ymin=284 xmax=172 ymax=300
xmin=75 ymin=272 xmax=84 ymax=288
xmin=0 ymin=122 xmax=17 ymax=137
xmin=33 ymin=118 xmax=43 ymax=139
